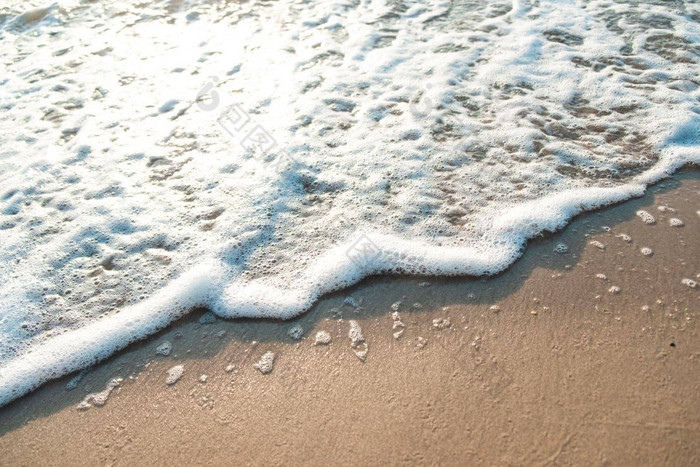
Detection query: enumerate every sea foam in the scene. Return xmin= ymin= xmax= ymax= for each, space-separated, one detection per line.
xmin=0 ymin=0 xmax=699 ymax=406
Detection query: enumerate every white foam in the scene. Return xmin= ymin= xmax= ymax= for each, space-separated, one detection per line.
xmin=166 ymin=365 xmax=184 ymax=385
xmin=314 ymin=331 xmax=332 ymax=346
xmin=0 ymin=0 xmax=699 ymax=406
xmin=253 ymin=351 xmax=276 ymax=374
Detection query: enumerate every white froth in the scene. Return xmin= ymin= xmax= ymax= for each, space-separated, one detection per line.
xmin=287 ymin=324 xmax=304 ymax=341
xmin=636 ymin=210 xmax=657 ymax=225
xmin=348 ymin=320 xmax=365 ymax=347
xmin=314 ymin=331 xmax=332 ymax=346
xmin=166 ymin=365 xmax=184 ymax=385
xmin=77 ymin=377 xmax=122 ymax=410
xmin=0 ymin=0 xmax=699 ymax=406
xmin=253 ymin=351 xmax=276 ymax=374
xmin=156 ymin=341 xmax=172 ymax=356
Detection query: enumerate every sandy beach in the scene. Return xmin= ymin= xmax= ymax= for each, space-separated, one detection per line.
xmin=0 ymin=170 xmax=697 ymax=465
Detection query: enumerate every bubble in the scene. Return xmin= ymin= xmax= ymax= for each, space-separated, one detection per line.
xmin=348 ymin=320 xmax=365 ymax=347
xmin=432 ymin=317 xmax=451 ymax=329
xmin=553 ymin=243 xmax=569 ymax=254
xmin=314 ymin=331 xmax=332 ymax=345
xmin=156 ymin=341 xmax=172 ymax=356
xmin=636 ymin=210 xmax=656 ymax=225
xmin=589 ymin=240 xmax=606 ymax=250
xmin=640 ymin=247 xmax=653 ymax=256
xmin=166 ymin=365 xmax=184 ymax=385
xmin=287 ymin=324 xmax=304 ymax=340
xmin=353 ymin=344 xmax=368 ymax=362
xmin=253 ymin=351 xmax=276 ymax=374
xmin=669 ymin=218 xmax=684 ymax=227
xmin=595 ymin=273 xmax=607 ymax=280
xmin=608 ymin=286 xmax=621 ymax=294
xmin=616 ymin=233 xmax=632 ymax=243
xmin=78 ymin=378 xmax=122 ymax=410
xmin=681 ymin=278 xmax=697 ymax=288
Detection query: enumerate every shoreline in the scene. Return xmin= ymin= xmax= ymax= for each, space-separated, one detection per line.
xmin=0 ymin=170 xmax=698 ymax=465
xmin=1 ymin=161 xmax=698 ymax=409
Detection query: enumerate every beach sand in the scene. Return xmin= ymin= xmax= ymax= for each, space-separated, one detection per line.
xmin=0 ymin=170 xmax=698 ymax=465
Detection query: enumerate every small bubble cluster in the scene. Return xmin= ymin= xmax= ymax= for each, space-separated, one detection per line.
xmin=616 ymin=233 xmax=632 ymax=243
xmin=166 ymin=365 xmax=184 ymax=385
xmin=156 ymin=341 xmax=172 ymax=356
xmin=392 ymin=312 xmax=405 ymax=339
xmin=314 ymin=331 xmax=332 ymax=345
xmin=636 ymin=210 xmax=656 ymax=225
xmin=287 ymin=324 xmax=304 ymax=341
xmin=432 ymin=318 xmax=451 ymax=329
xmin=589 ymin=240 xmax=606 ymax=250
xmin=253 ymin=352 xmax=276 ymax=374
xmin=553 ymin=243 xmax=569 ymax=254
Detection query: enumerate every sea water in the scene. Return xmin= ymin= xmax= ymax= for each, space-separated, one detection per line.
xmin=0 ymin=0 xmax=698 ymax=405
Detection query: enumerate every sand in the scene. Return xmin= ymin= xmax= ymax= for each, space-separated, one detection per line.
xmin=0 ymin=170 xmax=698 ymax=465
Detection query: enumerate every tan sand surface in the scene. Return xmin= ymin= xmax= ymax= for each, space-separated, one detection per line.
xmin=0 ymin=171 xmax=698 ymax=466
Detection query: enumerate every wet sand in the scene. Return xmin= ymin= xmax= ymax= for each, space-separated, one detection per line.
xmin=1 ymin=171 xmax=698 ymax=466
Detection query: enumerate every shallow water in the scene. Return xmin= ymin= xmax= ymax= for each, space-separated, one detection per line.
xmin=0 ymin=0 xmax=698 ymax=405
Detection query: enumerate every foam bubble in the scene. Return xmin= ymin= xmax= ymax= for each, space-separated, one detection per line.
xmin=616 ymin=234 xmax=632 ymax=243
xmin=348 ymin=320 xmax=365 ymax=347
xmin=287 ymin=324 xmax=304 ymax=341
xmin=669 ymin=218 xmax=684 ymax=227
xmin=640 ymin=247 xmax=653 ymax=256
xmin=553 ymin=243 xmax=569 ymax=254
xmin=253 ymin=352 xmax=275 ymax=374
xmin=392 ymin=312 xmax=406 ymax=339
xmin=590 ymin=241 xmax=606 ymax=251
xmin=432 ymin=318 xmax=451 ymax=329
xmin=156 ymin=341 xmax=172 ymax=356
xmin=636 ymin=211 xmax=657 ymax=225
xmin=78 ymin=377 xmax=122 ymax=410
xmin=166 ymin=365 xmax=184 ymax=385
xmin=314 ymin=331 xmax=332 ymax=346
